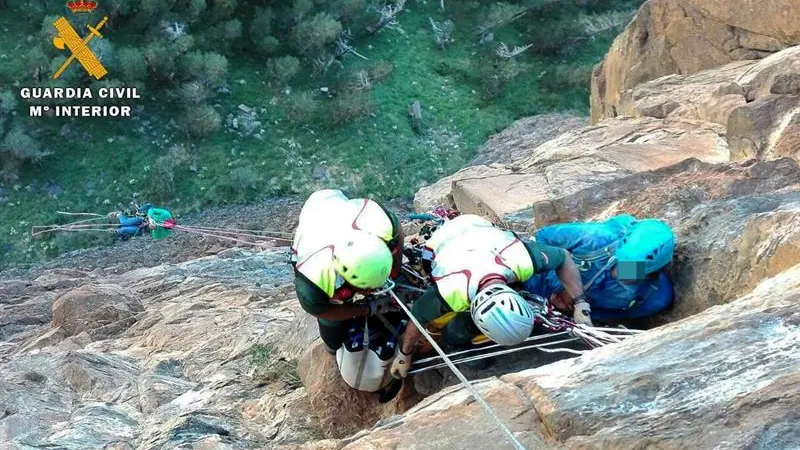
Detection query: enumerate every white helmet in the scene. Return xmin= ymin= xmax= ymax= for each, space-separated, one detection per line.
xmin=471 ymin=284 xmax=534 ymax=346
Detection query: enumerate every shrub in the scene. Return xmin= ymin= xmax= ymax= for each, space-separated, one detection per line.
xmin=291 ymin=0 xmax=314 ymax=23
xmin=291 ymin=13 xmax=343 ymax=55
xmin=137 ymin=0 xmax=171 ymax=22
xmin=222 ymin=166 xmax=259 ymax=199
xmin=478 ymin=2 xmax=527 ymax=35
xmin=144 ymin=42 xmax=178 ymax=81
xmin=327 ymin=91 xmax=374 ymax=126
xmin=205 ymin=19 xmax=243 ymax=51
xmin=117 ymin=47 xmax=148 ymax=83
xmin=480 ymin=59 xmax=523 ymax=99
xmin=0 ymin=90 xmax=17 ymax=116
xmin=266 ymin=56 xmax=301 ymax=85
xmin=182 ymin=51 xmax=228 ymax=87
xmin=180 ymin=0 xmax=207 ymax=23
xmin=254 ymin=36 xmax=280 ymax=55
xmin=250 ymin=7 xmax=274 ymax=39
xmin=539 ymin=63 xmax=594 ymax=92
xmin=336 ymin=0 xmax=371 ymax=27
xmin=207 ymin=0 xmax=238 ymax=23
xmin=180 ymin=104 xmax=221 ymax=138
xmin=249 ymin=344 xmax=301 ymax=388
xmin=174 ymin=81 xmax=211 ymax=106
xmin=250 ymin=8 xmax=279 ymax=55
xmin=526 ymin=17 xmax=586 ymax=55
xmin=285 ymin=91 xmax=320 ymax=123
xmin=367 ymin=61 xmax=394 ymax=83
xmin=1 ymin=125 xmax=44 ymax=161
xmin=202 ymin=52 xmax=229 ymax=87
xmin=146 ymin=156 xmax=176 ymax=200
xmin=24 ymin=47 xmax=50 ymax=80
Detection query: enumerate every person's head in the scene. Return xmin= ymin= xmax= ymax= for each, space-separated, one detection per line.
xmin=614 ymin=219 xmax=675 ymax=282
xmin=332 ymin=230 xmax=392 ymax=290
xmin=471 ymin=281 xmax=534 ymax=346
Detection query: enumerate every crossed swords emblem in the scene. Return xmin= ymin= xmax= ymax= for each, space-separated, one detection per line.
xmin=52 ymin=16 xmax=109 ymax=80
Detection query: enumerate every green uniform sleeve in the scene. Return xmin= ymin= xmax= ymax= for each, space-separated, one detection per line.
xmin=523 ymin=241 xmax=566 ymax=272
xmin=410 ymin=286 xmax=452 ymax=326
xmin=294 ymin=271 xmax=334 ymax=316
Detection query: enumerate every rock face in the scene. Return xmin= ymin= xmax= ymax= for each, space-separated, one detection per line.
xmin=414 ymin=113 xmax=586 ymax=212
xmin=612 ymin=46 xmax=800 ymax=161
xmin=321 ymin=264 xmax=800 ymax=450
xmin=530 ymin=156 xmax=800 ymax=320
xmin=591 ymin=0 xmax=800 ymax=123
xmin=296 ymin=343 xmax=424 ymax=439
xmin=52 ymin=284 xmax=144 ymax=340
xmin=0 ymin=249 xmax=324 ymax=449
xmin=424 ymin=116 xmax=728 ymax=227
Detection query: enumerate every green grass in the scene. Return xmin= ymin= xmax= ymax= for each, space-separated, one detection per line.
xmin=0 ymin=2 xmax=628 ymax=265
xmin=249 ymin=344 xmax=302 ymax=389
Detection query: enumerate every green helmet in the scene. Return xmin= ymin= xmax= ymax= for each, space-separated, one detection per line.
xmin=333 ymin=230 xmax=393 ymax=290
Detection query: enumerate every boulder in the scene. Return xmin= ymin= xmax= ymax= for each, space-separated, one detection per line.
xmin=448 ymin=116 xmax=729 ymax=227
xmin=1 ymin=292 xmax=57 ymax=341
xmin=326 ymin=264 xmax=800 ymax=449
xmin=414 ymin=164 xmax=513 ymax=212
xmin=616 ymin=60 xmax=753 ymax=125
xmin=338 ymin=378 xmax=554 ymax=450
xmin=52 ymin=284 xmax=144 ymax=340
xmin=591 ymin=0 xmax=800 ymax=123
xmin=296 ymin=342 xmax=424 ymax=439
xmin=608 ymin=46 xmax=800 ymax=161
xmin=727 ymin=95 xmax=800 ymax=160
xmin=666 ymin=189 xmax=800 ymax=321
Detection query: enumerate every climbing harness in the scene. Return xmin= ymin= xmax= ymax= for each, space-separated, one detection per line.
xmin=390 ymin=288 xmax=529 ymax=450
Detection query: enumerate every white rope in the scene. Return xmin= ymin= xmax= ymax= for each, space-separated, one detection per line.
xmin=409 ymin=337 xmax=584 ymax=374
xmin=179 ymin=224 xmax=295 ymax=237
xmin=412 ymin=331 xmax=572 ymax=366
xmin=389 ymin=289 xmax=528 ymax=450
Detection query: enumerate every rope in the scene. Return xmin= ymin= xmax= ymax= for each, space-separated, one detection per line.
xmin=178 ymin=224 xmax=294 ymax=237
xmin=32 ymin=227 xmax=116 ymax=236
xmin=409 ymin=337 xmax=584 ymax=374
xmin=56 ymin=211 xmax=105 ymax=217
xmin=412 ymin=331 xmax=572 ymax=366
xmin=389 ymin=289 xmax=528 ymax=450
xmin=173 ymin=225 xmax=280 ymax=248
xmin=176 ymin=225 xmax=294 ymax=244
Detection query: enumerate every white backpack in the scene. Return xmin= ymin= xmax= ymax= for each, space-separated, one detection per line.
xmin=335 ymin=321 xmax=395 ymax=392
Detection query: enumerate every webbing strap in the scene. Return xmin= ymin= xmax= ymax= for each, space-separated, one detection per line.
xmin=354 ymin=320 xmax=370 ymax=388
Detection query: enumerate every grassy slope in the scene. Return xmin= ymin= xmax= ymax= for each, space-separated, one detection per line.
xmin=0 ymin=2 xmax=623 ymax=265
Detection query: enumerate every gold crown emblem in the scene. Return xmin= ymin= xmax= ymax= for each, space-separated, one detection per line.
xmin=66 ymin=0 xmax=98 ymax=13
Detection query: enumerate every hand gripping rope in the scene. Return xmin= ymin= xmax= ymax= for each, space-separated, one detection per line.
xmin=388 ymin=288 xmax=529 ymax=450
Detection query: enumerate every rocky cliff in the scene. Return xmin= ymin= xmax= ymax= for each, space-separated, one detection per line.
xmin=591 ymin=0 xmax=800 ymax=123
xmin=0 ymin=249 xmax=324 ymax=449
xmin=3 ymin=1 xmax=800 ymax=448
